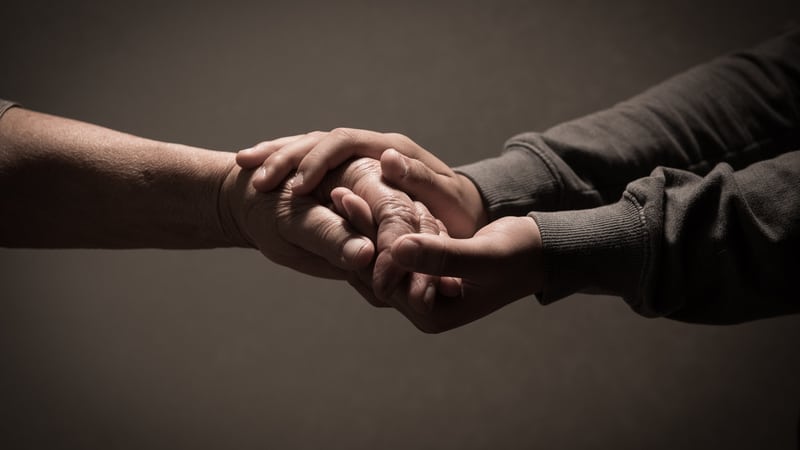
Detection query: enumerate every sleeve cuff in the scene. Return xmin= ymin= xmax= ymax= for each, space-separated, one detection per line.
xmin=529 ymin=194 xmax=649 ymax=308
xmin=454 ymin=147 xmax=562 ymax=221
xmin=0 ymin=99 xmax=18 ymax=120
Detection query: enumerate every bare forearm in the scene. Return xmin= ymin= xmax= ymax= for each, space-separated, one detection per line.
xmin=0 ymin=107 xmax=241 ymax=248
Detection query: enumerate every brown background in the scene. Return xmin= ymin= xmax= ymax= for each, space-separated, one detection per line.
xmin=1 ymin=1 xmax=800 ymax=448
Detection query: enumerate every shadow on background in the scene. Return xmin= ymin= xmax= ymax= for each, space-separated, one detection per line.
xmin=1 ymin=1 xmax=800 ymax=449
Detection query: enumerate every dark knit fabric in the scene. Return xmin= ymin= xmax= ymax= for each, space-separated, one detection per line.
xmin=457 ymin=29 xmax=800 ymax=323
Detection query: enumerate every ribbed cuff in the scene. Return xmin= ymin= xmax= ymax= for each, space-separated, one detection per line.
xmin=455 ymin=147 xmax=561 ymax=221
xmin=530 ymin=194 xmax=648 ymax=305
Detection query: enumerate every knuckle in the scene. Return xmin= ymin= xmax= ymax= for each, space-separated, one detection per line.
xmin=417 ymin=212 xmax=439 ymax=234
xmin=266 ymin=151 xmax=290 ymax=168
xmin=300 ymin=149 xmax=325 ymax=167
xmin=343 ymin=159 xmax=382 ymax=190
xmin=385 ymin=132 xmax=409 ymax=143
xmin=373 ymin=196 xmax=417 ymax=227
xmin=349 ymin=156 xmax=380 ymax=173
xmin=330 ymin=127 xmax=358 ymax=144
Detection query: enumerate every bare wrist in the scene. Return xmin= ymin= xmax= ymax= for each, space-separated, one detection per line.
xmin=216 ymin=157 xmax=255 ymax=248
xmin=456 ymin=173 xmax=488 ymax=233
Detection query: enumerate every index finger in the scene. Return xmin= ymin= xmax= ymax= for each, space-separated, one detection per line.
xmin=292 ymin=128 xmax=397 ymax=195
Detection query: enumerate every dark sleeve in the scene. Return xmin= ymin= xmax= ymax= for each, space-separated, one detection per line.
xmin=530 ymin=152 xmax=800 ymax=323
xmin=457 ymin=28 xmax=800 ymax=219
xmin=456 ymin=29 xmax=800 ymax=322
xmin=0 ymin=99 xmax=18 ymax=119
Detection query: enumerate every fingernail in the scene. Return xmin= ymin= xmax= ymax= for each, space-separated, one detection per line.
xmin=423 ymin=283 xmax=435 ymax=311
xmin=343 ymin=238 xmax=370 ymax=266
xmin=251 ymin=167 xmax=269 ymax=191
xmin=289 ymin=171 xmax=304 ymax=190
xmin=254 ymin=166 xmax=267 ymax=182
xmin=341 ymin=194 xmax=356 ymax=218
xmin=387 ymin=148 xmax=408 ymax=177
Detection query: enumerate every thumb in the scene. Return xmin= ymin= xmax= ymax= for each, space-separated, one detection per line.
xmin=390 ymin=233 xmax=491 ymax=279
xmin=381 ymin=149 xmax=481 ymax=238
xmin=380 ymin=148 xmax=455 ymax=210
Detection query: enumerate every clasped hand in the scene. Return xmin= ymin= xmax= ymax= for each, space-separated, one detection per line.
xmin=233 ymin=128 xmax=544 ymax=333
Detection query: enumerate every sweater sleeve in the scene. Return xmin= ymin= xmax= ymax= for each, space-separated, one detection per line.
xmin=456 ymin=29 xmax=800 ymax=322
xmin=457 ymin=28 xmax=800 ymax=219
xmin=530 ymin=152 xmax=800 ymax=323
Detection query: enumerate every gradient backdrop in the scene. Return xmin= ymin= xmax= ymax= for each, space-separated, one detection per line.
xmin=2 ymin=1 xmax=800 ymax=449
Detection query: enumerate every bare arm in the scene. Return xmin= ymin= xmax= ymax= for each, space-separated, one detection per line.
xmin=0 ymin=106 xmax=237 ymax=248
xmin=0 ymin=106 xmax=384 ymax=281
xmin=0 ymin=105 xmax=448 ymax=314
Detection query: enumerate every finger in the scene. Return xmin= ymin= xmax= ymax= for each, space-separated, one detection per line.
xmin=381 ymin=148 xmax=483 ymax=238
xmin=266 ymin=230 xmax=351 ymax=279
xmin=279 ymin=196 xmax=375 ymax=270
xmin=433 ymin=219 xmax=462 ymax=297
xmin=380 ymin=148 xmax=458 ymax=204
xmin=438 ymin=276 xmax=462 ymax=297
xmin=390 ymin=232 xmax=491 ymax=279
xmin=236 ymin=134 xmax=306 ymax=168
xmin=346 ymin=273 xmax=389 ymax=308
xmin=336 ymin=162 xmax=422 ymax=304
xmin=330 ymin=187 xmax=348 ymax=216
xmin=292 ymin=128 xmax=389 ymax=195
xmin=342 ymin=192 xmax=377 ymax=242
xmin=355 ymin=265 xmax=390 ymax=307
xmin=252 ymin=132 xmax=325 ymax=192
xmin=330 ymin=187 xmax=376 ymax=241
xmin=405 ymin=201 xmax=441 ymax=313
xmin=368 ymin=194 xmax=420 ymax=303
xmin=415 ymin=201 xmax=440 ymax=235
